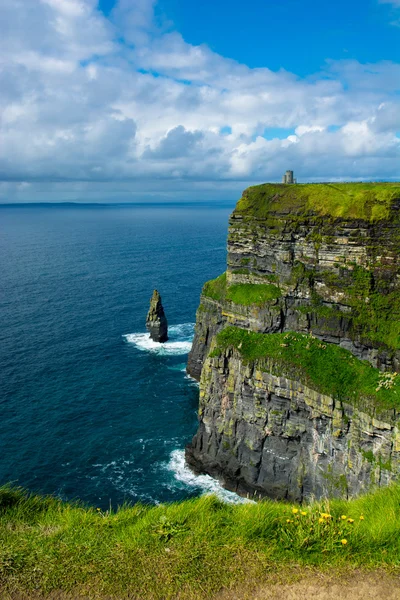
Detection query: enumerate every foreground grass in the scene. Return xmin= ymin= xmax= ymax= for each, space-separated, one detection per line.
xmin=1 ymin=484 xmax=400 ymax=599
xmin=212 ymin=327 xmax=400 ymax=413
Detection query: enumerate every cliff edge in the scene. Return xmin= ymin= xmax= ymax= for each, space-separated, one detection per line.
xmin=186 ymin=182 xmax=400 ymax=501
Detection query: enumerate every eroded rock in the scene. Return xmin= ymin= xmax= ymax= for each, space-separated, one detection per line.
xmin=146 ymin=290 xmax=168 ymax=343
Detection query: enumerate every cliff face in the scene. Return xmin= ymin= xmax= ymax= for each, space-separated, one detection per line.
xmin=186 ymin=183 xmax=400 ymax=500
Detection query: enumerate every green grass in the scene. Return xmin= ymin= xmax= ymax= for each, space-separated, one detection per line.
xmin=226 ymin=283 xmax=281 ymax=305
xmin=202 ymin=272 xmax=227 ymax=301
xmin=202 ymin=272 xmax=281 ymax=306
xmin=1 ymin=484 xmax=400 ymax=599
xmin=212 ymin=327 xmax=400 ymax=412
xmin=235 ymin=182 xmax=400 ymax=221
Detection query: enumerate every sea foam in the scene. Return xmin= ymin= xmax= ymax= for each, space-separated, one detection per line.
xmin=123 ymin=323 xmax=194 ymax=356
xmin=165 ymin=449 xmax=253 ymax=504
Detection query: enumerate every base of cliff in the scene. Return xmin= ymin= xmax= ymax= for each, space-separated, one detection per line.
xmin=185 ymin=443 xmax=272 ymax=501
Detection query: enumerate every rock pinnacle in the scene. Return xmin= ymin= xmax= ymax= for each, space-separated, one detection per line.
xmin=146 ymin=290 xmax=168 ymax=343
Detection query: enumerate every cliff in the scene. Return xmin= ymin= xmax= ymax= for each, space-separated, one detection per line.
xmin=186 ymin=182 xmax=400 ymax=501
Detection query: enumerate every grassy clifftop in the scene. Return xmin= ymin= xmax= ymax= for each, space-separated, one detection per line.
xmin=1 ymin=484 xmax=400 ymax=599
xmin=234 ymin=182 xmax=400 ymax=221
xmin=202 ymin=272 xmax=281 ymax=306
xmin=211 ymin=327 xmax=400 ymax=413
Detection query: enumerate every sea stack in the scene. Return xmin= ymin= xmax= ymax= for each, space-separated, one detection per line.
xmin=146 ymin=290 xmax=168 ymax=343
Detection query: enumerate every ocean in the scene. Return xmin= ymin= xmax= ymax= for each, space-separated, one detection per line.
xmin=0 ymin=203 xmax=245 ymax=509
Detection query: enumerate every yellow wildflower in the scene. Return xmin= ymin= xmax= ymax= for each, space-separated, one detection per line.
xmin=341 ymin=539 xmax=348 ymax=545
xmin=301 ymin=511 xmax=307 ymax=516
xmin=292 ymin=508 xmax=299 ymax=514
xmin=318 ymin=517 xmax=324 ymax=523
xmin=360 ymin=515 xmax=365 ymax=521
xmin=286 ymin=519 xmax=292 ymax=523
xmin=348 ymin=518 xmax=354 ymax=524
xmin=341 ymin=515 xmax=347 ymax=520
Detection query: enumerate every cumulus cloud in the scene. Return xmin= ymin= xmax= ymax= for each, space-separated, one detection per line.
xmin=0 ymin=0 xmax=399 ymax=202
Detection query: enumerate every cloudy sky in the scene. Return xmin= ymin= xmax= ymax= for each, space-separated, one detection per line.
xmin=1 ymin=0 xmax=400 ymax=202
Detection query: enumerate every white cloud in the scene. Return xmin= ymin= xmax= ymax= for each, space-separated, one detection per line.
xmin=0 ymin=0 xmax=399 ymax=202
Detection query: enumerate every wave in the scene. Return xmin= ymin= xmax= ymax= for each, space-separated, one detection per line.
xmin=123 ymin=323 xmax=194 ymax=356
xmin=164 ymin=449 xmax=253 ymax=504
xmin=184 ymin=373 xmax=200 ymax=387
xmin=89 ymin=459 xmax=160 ymax=504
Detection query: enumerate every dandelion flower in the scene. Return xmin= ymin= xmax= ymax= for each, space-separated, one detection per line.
xmin=341 ymin=515 xmax=347 ymax=520
xmin=360 ymin=515 xmax=365 ymax=521
xmin=341 ymin=539 xmax=348 ymax=545
xmin=292 ymin=508 xmax=299 ymax=514
xmin=318 ymin=518 xmax=324 ymax=523
xmin=348 ymin=518 xmax=354 ymax=524
xmin=301 ymin=511 xmax=307 ymax=516
xmin=286 ymin=519 xmax=291 ymax=523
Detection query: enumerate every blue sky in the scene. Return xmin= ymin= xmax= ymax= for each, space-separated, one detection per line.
xmin=0 ymin=0 xmax=399 ymax=202
xmin=99 ymin=0 xmax=400 ymax=73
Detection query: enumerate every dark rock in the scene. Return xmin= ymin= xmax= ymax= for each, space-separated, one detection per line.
xmin=186 ymin=346 xmax=400 ymax=502
xmin=146 ymin=290 xmax=168 ymax=343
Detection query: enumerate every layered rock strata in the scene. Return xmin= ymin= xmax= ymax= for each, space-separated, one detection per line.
xmin=188 ymin=186 xmax=400 ymax=379
xmin=186 ymin=341 xmax=400 ymax=501
xmin=186 ymin=183 xmax=400 ymax=500
xmin=146 ymin=290 xmax=168 ymax=343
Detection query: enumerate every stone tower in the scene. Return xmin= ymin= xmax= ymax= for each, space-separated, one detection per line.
xmin=282 ymin=170 xmax=297 ymax=184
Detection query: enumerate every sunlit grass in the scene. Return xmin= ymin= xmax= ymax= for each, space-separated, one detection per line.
xmin=1 ymin=484 xmax=400 ymax=598
xmin=202 ymin=272 xmax=281 ymax=306
xmin=235 ymin=182 xmax=400 ymax=221
xmin=211 ymin=327 xmax=400 ymax=412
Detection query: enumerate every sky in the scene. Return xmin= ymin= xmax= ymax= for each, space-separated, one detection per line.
xmin=1 ymin=0 xmax=400 ymax=203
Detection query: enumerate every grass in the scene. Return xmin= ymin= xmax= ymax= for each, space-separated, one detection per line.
xmin=226 ymin=283 xmax=281 ymax=305
xmin=235 ymin=182 xmax=400 ymax=221
xmin=202 ymin=272 xmax=227 ymax=302
xmin=211 ymin=327 xmax=400 ymax=412
xmin=1 ymin=484 xmax=400 ymax=599
xmin=234 ymin=182 xmax=400 ymax=221
xmin=202 ymin=272 xmax=281 ymax=306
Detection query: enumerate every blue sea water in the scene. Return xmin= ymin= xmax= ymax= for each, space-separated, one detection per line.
xmin=0 ymin=203 xmax=240 ymax=509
